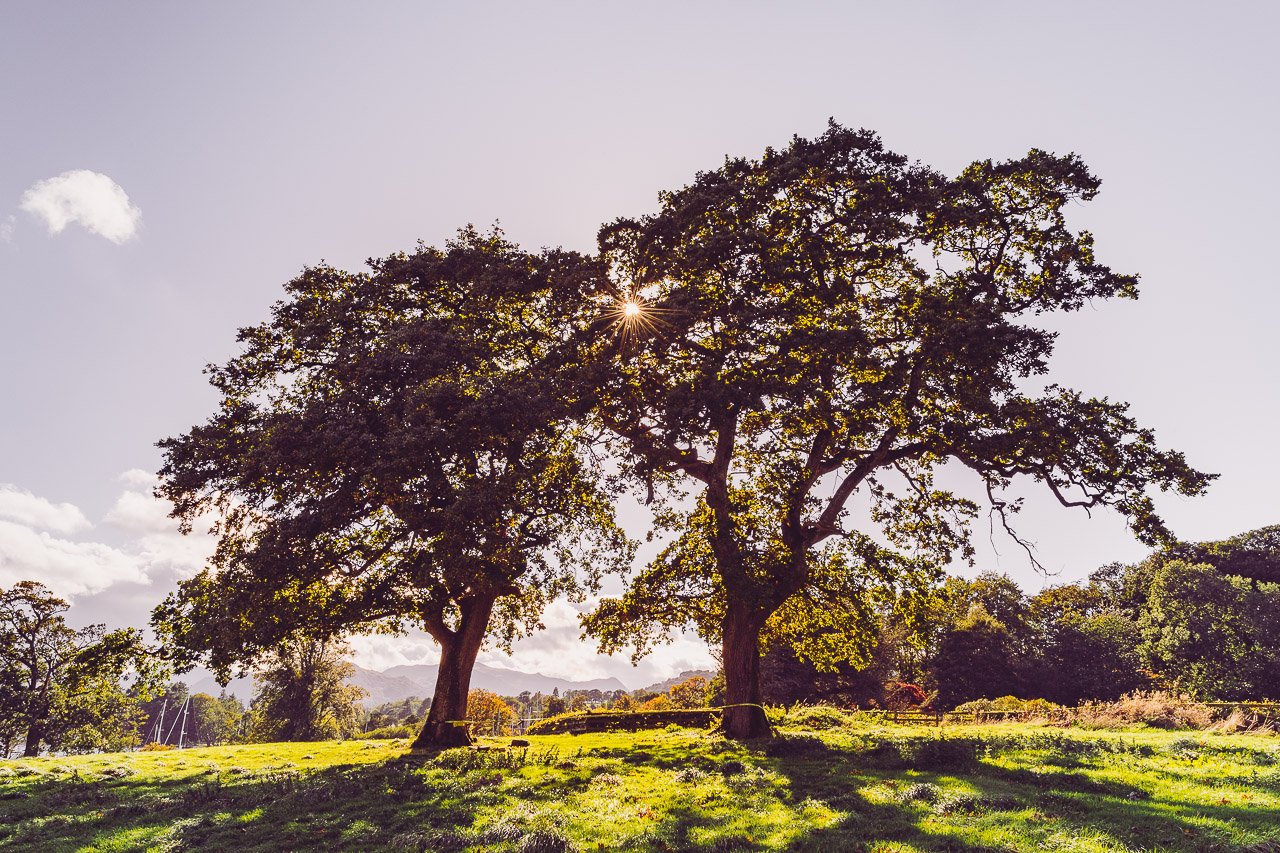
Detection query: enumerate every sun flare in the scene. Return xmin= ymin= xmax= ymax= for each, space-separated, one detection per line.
xmin=602 ymin=287 xmax=671 ymax=347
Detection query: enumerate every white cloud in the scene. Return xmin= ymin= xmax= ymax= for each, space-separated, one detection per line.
xmin=19 ymin=170 xmax=141 ymax=244
xmin=0 ymin=520 xmax=146 ymax=596
xmin=347 ymin=632 xmax=441 ymax=671
xmin=103 ymin=470 xmax=213 ymax=577
xmin=0 ymin=215 xmax=13 ymax=243
xmin=0 ymin=484 xmax=90 ymax=533
xmin=0 ymin=473 xmax=216 ymax=599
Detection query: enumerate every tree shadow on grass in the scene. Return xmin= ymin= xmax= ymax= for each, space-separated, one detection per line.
xmin=748 ymin=733 xmax=1280 ymax=853
xmin=3 ymin=735 xmax=1278 ymax=852
xmin=0 ymin=755 xmax=496 ymax=852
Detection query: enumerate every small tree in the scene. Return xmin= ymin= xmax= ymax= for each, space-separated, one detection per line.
xmin=0 ymin=581 xmax=162 ymax=756
xmin=247 ymin=636 xmax=366 ymax=742
xmin=639 ymin=694 xmax=672 ymax=711
xmin=190 ymin=692 xmax=244 ymax=746
xmin=465 ymin=689 xmax=518 ymax=736
xmin=930 ymin=607 xmax=1020 ymax=710
xmin=883 ymin=682 xmax=927 ymax=711
xmin=668 ymin=676 xmax=710 ymax=709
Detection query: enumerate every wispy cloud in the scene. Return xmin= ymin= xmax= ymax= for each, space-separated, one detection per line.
xmin=0 ymin=215 xmax=14 ymax=243
xmin=19 ymin=170 xmax=141 ymax=244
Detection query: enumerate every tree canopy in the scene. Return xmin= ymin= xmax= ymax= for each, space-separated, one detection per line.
xmin=582 ymin=122 xmax=1213 ymax=737
xmin=154 ymin=228 xmax=630 ymax=747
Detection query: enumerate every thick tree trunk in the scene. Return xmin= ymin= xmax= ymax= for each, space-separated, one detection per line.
xmin=22 ymin=722 xmax=41 ymax=758
xmin=720 ymin=600 xmax=772 ymax=739
xmin=412 ymin=594 xmax=497 ymax=750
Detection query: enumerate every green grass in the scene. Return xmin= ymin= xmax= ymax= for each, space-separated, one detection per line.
xmin=1 ymin=721 xmax=1278 ymax=851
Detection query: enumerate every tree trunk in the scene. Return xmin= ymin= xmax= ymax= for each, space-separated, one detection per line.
xmin=411 ymin=594 xmax=497 ymax=750
xmin=22 ymin=722 xmax=42 ymax=758
xmin=720 ymin=599 xmax=772 ymax=739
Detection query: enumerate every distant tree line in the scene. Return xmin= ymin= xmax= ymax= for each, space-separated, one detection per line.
xmin=761 ymin=525 xmax=1280 ymax=710
xmin=3 ymin=524 xmax=1275 ymax=754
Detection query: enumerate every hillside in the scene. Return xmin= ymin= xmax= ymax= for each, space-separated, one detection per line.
xmin=638 ymin=668 xmax=717 ymax=695
xmin=2 ymin=719 xmax=1277 ymax=851
xmin=189 ymin=663 xmax=629 ymax=707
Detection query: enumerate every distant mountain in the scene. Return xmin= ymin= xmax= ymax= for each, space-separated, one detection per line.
xmin=382 ymin=663 xmax=628 ymax=699
xmin=639 ymin=669 xmax=717 ymax=695
xmin=188 ymin=663 xmax=628 ymax=708
xmin=348 ymin=666 xmax=424 ymax=706
xmin=186 ymin=674 xmax=254 ymax=702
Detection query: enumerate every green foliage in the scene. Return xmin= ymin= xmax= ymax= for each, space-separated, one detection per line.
xmin=525 ymin=708 xmax=719 ymax=735
xmin=0 ymin=581 xmax=164 ymax=757
xmin=1137 ymin=560 xmax=1280 ymax=699
xmin=951 ymin=696 xmax=1063 ymax=717
xmin=778 ymin=704 xmax=852 ymax=730
xmin=363 ymin=724 xmax=417 ymax=740
xmin=1163 ymin=524 xmax=1280 ymax=584
xmin=189 ymin=692 xmax=246 ymax=746
xmin=930 ymin=605 xmax=1021 ymax=710
xmin=585 ymin=122 xmax=1211 ymax=736
xmin=247 ymin=636 xmax=366 ymax=742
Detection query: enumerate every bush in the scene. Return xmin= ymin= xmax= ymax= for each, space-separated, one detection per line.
xmin=525 ymin=709 xmax=717 ymax=735
xmin=1072 ymin=691 xmax=1214 ymax=730
xmin=951 ymin=696 xmax=1064 ymax=720
xmin=898 ymin=782 xmax=940 ymax=804
xmin=364 ymin=724 xmax=417 ymax=740
xmin=780 ymin=704 xmax=851 ymax=730
xmin=884 ymin=682 xmax=927 ymax=710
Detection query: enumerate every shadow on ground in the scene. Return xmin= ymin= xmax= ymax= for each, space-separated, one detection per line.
xmin=1 ymin=731 xmax=1278 ymax=852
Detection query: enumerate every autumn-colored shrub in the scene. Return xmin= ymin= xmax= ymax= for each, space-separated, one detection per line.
xmin=639 ymin=694 xmax=673 ymax=712
xmin=884 ymin=682 xmax=927 ymax=711
xmin=668 ymin=676 xmax=711 ymax=709
xmin=467 ymin=689 xmax=519 ymax=736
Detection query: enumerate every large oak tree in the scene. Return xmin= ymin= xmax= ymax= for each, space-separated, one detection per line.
xmin=155 ymin=229 xmax=629 ymax=748
xmin=583 ymin=123 xmax=1213 ymax=738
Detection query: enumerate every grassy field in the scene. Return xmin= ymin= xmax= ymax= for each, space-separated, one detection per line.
xmin=1 ymin=720 xmax=1278 ymax=852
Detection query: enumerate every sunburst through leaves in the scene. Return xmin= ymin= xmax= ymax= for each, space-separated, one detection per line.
xmin=603 ymin=286 xmax=670 ymax=346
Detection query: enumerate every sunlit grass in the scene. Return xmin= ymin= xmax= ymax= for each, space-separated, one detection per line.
xmin=1 ymin=722 xmax=1277 ymax=851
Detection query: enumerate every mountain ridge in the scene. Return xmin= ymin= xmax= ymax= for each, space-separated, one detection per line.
xmin=188 ymin=662 xmax=630 ymax=707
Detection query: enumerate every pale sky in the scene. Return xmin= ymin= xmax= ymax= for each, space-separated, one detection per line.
xmin=1 ymin=1 xmax=1276 ymax=688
